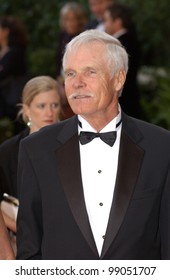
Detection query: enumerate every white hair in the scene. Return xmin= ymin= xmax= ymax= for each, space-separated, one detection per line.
xmin=63 ymin=29 xmax=129 ymax=77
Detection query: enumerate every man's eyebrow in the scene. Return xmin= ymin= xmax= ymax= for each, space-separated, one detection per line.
xmin=64 ymin=65 xmax=99 ymax=74
xmin=64 ymin=68 xmax=74 ymax=74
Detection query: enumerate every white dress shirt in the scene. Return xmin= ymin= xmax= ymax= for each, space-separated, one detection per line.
xmin=96 ymin=22 xmax=105 ymax=31
xmin=78 ymin=109 xmax=122 ymax=255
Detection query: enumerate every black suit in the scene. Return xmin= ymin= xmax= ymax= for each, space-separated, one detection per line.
xmin=17 ymin=114 xmax=170 ymax=259
xmin=0 ymin=129 xmax=29 ymax=199
xmin=86 ymin=18 xmax=101 ymax=30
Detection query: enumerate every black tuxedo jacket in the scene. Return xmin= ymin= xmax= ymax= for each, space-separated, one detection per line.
xmin=86 ymin=18 xmax=101 ymax=30
xmin=16 ymin=114 xmax=170 ymax=259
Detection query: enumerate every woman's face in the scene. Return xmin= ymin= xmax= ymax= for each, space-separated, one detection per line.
xmin=63 ymin=11 xmax=81 ymax=35
xmin=24 ymin=90 xmax=61 ymax=133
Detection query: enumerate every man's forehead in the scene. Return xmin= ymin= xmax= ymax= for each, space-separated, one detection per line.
xmin=67 ymin=41 xmax=106 ymax=56
xmin=64 ymin=45 xmax=106 ymax=67
xmin=64 ymin=60 xmax=108 ymax=76
xmin=63 ymin=40 xmax=108 ymax=70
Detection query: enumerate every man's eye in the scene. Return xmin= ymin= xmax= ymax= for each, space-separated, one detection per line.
xmin=65 ymin=71 xmax=75 ymax=77
xmin=87 ymin=69 xmax=97 ymax=75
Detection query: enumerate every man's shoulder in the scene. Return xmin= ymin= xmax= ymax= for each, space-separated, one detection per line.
xmin=131 ymin=116 xmax=170 ymax=135
xmin=124 ymin=114 xmax=170 ymax=144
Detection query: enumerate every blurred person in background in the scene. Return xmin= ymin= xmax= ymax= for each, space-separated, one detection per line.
xmin=0 ymin=76 xmax=61 ymax=235
xmin=56 ymin=2 xmax=87 ymax=82
xmin=86 ymin=0 xmax=113 ymax=30
xmin=0 ymin=16 xmax=28 ymax=132
xmin=56 ymin=2 xmax=87 ymax=120
xmin=104 ymin=3 xmax=141 ymax=118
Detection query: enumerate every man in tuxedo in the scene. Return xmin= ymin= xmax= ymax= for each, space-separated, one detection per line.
xmin=17 ymin=30 xmax=170 ymax=260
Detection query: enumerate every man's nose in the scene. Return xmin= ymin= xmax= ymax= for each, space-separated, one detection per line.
xmin=73 ymin=73 xmax=86 ymax=88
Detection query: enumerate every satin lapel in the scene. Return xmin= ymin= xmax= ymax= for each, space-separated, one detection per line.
xmin=101 ymin=122 xmax=145 ymax=258
xmin=55 ymin=131 xmax=98 ymax=257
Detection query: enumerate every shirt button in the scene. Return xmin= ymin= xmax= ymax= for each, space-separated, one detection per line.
xmin=98 ymin=170 xmax=102 ymax=174
xmin=99 ymin=202 xmax=103 ymax=206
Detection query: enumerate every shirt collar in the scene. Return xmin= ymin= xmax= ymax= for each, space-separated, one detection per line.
xmin=113 ymin=28 xmax=127 ymax=39
xmin=78 ymin=105 xmax=122 ymax=133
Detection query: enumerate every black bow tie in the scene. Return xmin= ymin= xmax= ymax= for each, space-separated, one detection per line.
xmin=79 ymin=131 xmax=117 ymax=147
xmin=79 ymin=119 xmax=122 ymax=147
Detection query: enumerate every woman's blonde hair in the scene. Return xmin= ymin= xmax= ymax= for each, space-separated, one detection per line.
xmin=19 ymin=76 xmax=61 ymax=123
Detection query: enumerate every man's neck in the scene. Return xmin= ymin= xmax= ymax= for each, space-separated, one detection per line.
xmin=80 ymin=109 xmax=119 ymax=132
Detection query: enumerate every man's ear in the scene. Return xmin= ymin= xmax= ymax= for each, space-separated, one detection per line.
xmin=113 ymin=70 xmax=126 ymax=92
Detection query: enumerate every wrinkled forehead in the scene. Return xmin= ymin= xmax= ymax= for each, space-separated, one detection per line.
xmin=63 ymin=40 xmax=107 ymax=68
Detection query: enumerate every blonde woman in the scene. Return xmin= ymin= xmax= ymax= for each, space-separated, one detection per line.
xmin=0 ymin=76 xmax=62 ymax=232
